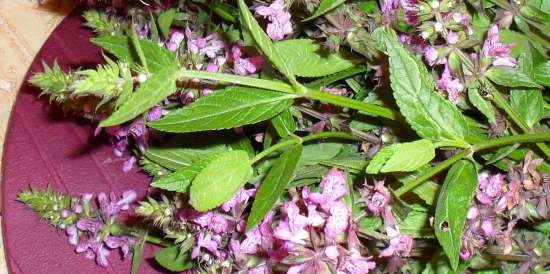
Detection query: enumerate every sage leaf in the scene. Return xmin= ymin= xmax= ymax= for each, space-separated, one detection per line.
xmin=247 ymin=145 xmax=303 ymax=229
xmin=271 ymin=109 xmax=296 ymax=137
xmin=510 ymin=89 xmax=544 ymax=128
xmin=154 ymin=245 xmax=193 ymax=272
xmin=304 ymin=0 xmax=346 ymax=21
xmin=237 ymin=0 xmax=302 ymax=90
xmin=274 ymin=39 xmax=359 ymax=77
xmin=467 ymin=84 xmax=496 ymax=124
xmin=367 ymin=140 xmax=435 ymax=173
xmin=157 ymin=9 xmax=177 ymax=39
xmin=434 ymin=160 xmax=478 ymax=270
xmin=150 ymin=87 xmax=295 ymax=133
xmin=91 ymin=35 xmax=178 ymax=73
xmin=151 ymin=153 xmax=219 ymax=192
xmin=379 ymin=28 xmax=469 ymax=143
xmin=485 ymin=66 xmax=542 ymax=88
xmin=189 ymin=150 xmax=253 ymax=211
xmin=100 ymin=66 xmax=181 ymax=126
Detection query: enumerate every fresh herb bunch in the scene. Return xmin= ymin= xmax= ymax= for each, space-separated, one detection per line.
xmin=21 ymin=0 xmax=550 ymax=273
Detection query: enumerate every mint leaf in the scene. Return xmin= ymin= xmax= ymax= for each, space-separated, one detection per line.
xmin=151 ymin=153 xmax=219 ymax=192
xmin=397 ymin=166 xmax=440 ymax=205
xmin=274 ymin=39 xmax=359 ymax=77
xmin=154 ymin=245 xmax=193 ymax=272
xmin=399 ymin=204 xmax=434 ymax=238
xmin=533 ymin=60 xmax=550 ymax=86
xmin=100 ymin=66 xmax=181 ymax=126
xmin=150 ymin=87 xmax=295 ymax=133
xmin=298 ymin=142 xmax=344 ymax=166
xmin=144 ymin=137 xmax=226 ymax=170
xmin=91 ymin=35 xmax=178 ymax=73
xmin=189 ymin=150 xmax=252 ymax=211
xmin=434 ymin=160 xmax=478 ymax=270
xmin=510 ymin=89 xmax=544 ymax=128
xmin=247 ymin=145 xmax=303 ymax=229
xmin=379 ymin=28 xmax=469 ymax=144
xmin=237 ymin=0 xmax=303 ymax=91
xmin=467 ymin=84 xmax=496 ymax=124
xmin=304 ymin=0 xmax=346 ymax=21
xmin=157 ymin=9 xmax=177 ymax=39
xmin=271 ymin=109 xmax=296 ymax=137
xmin=486 ymin=66 xmax=542 ymax=88
xmin=367 ymin=140 xmax=435 ymax=173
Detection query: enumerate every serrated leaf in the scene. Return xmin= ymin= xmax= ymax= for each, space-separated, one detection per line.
xmin=510 ymin=89 xmax=544 ymax=128
xmin=485 ymin=67 xmax=542 ymax=88
xmin=144 ymin=137 xmax=226 ymax=170
xmin=467 ymin=85 xmax=496 ymax=124
xmin=248 ymin=145 xmax=302 ymax=229
xmin=399 ymin=204 xmax=434 ymax=238
xmin=150 ymin=87 xmax=295 ymax=133
xmin=434 ymin=160 xmax=478 ymax=270
xmin=91 ymin=35 xmax=178 ymax=73
xmin=151 ymin=153 xmax=219 ymax=192
xmin=190 ymin=150 xmax=252 ymax=211
xmin=379 ymin=28 xmax=469 ymax=143
xmin=304 ymin=0 xmax=346 ymax=21
xmin=367 ymin=140 xmax=435 ymax=173
xmin=100 ymin=66 xmax=180 ymax=126
xmin=237 ymin=0 xmax=301 ymax=90
xmin=533 ymin=61 xmax=550 ymax=86
xmin=274 ymin=39 xmax=359 ymax=77
xmin=158 ymin=9 xmax=177 ymax=39
xmin=154 ymin=245 xmax=193 ymax=272
xmin=271 ymin=109 xmax=296 ymax=137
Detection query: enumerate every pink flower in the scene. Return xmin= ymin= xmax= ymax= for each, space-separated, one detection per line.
xmin=104 ymin=235 xmax=134 ymax=257
xmin=365 ymin=181 xmax=391 ymax=215
xmin=482 ymin=25 xmax=516 ymax=67
xmin=379 ymin=226 xmax=413 ymax=257
xmin=476 ymin=172 xmax=505 ymax=204
xmin=447 ymin=31 xmax=459 ymax=44
xmin=122 ymin=156 xmax=136 ymax=173
xmin=167 ymin=30 xmax=185 ymax=51
xmin=146 ymin=106 xmax=163 ymax=121
xmin=320 ymin=167 xmax=348 ymax=201
xmin=423 ymin=46 xmax=439 ymax=66
xmin=437 ymin=61 xmax=463 ymax=104
xmin=221 ymin=187 xmax=256 ymax=212
xmin=324 ymin=201 xmax=350 ymax=241
xmin=185 ymin=27 xmax=224 ymax=58
xmin=65 ymin=226 xmax=78 ymax=246
xmin=210 ymin=214 xmax=230 ymax=233
xmin=229 ymin=42 xmax=265 ymax=75
xmin=255 ymin=0 xmax=293 ymax=40
xmin=338 ymin=249 xmax=376 ymax=274
xmin=191 ymin=232 xmax=221 ymax=259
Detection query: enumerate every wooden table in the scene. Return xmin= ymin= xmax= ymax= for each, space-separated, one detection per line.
xmin=0 ymin=1 xmax=74 ymax=272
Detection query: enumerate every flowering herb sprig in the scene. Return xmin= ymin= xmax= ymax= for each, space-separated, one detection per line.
xmin=21 ymin=0 xmax=550 ymax=273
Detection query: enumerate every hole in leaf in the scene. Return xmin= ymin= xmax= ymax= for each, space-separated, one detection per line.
xmin=440 ymin=220 xmax=449 ymax=231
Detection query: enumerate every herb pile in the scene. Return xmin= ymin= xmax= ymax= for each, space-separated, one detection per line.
xmin=20 ymin=0 xmax=550 ymax=273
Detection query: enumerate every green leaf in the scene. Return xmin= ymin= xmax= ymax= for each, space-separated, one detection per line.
xmin=485 ymin=67 xmax=542 ymax=88
xmin=367 ymin=140 xmax=435 ymax=173
xmin=304 ymin=0 xmax=346 ymax=21
xmin=100 ymin=66 xmax=181 ymax=127
xmin=151 ymin=153 xmax=219 ymax=192
xmin=154 ymin=245 xmax=193 ymax=272
xmin=298 ymin=142 xmax=344 ymax=166
xmin=271 ymin=109 xmax=296 ymax=137
xmin=91 ymin=35 xmax=178 ymax=73
xmin=274 ymin=39 xmax=359 ymax=78
xmin=378 ymin=28 xmax=469 ymax=143
xmin=533 ymin=61 xmax=550 ymax=86
xmin=190 ymin=150 xmax=252 ymax=211
xmin=510 ymin=89 xmax=544 ymax=128
xmin=237 ymin=0 xmax=303 ymax=91
xmin=534 ymin=221 xmax=550 ymax=234
xmin=434 ymin=160 xmax=478 ymax=270
xmin=150 ymin=87 xmax=295 ymax=133
xmin=399 ymin=204 xmax=434 ymax=238
xmin=397 ymin=166 xmax=440 ymax=205
xmin=157 ymin=9 xmax=177 ymax=39
xmin=248 ymin=145 xmax=303 ymax=229
xmin=467 ymin=85 xmax=496 ymax=124
xmin=320 ymin=156 xmax=368 ymax=173
xmin=144 ymin=137 xmax=227 ymax=170
xmin=131 ymin=233 xmax=147 ymax=274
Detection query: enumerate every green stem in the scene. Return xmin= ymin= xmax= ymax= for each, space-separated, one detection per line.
xmin=473 ymin=132 xmax=550 ymax=152
xmin=250 ymin=131 xmax=360 ymax=164
xmin=305 ymin=89 xmax=399 ymax=120
xmin=394 ymin=148 xmax=472 ymax=197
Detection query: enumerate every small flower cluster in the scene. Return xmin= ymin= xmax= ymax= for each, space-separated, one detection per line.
xmin=18 ymin=188 xmax=137 ymax=267
xmin=461 ymin=154 xmax=548 ymax=259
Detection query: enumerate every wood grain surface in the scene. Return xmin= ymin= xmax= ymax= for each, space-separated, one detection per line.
xmin=1 ymin=1 xmax=73 ymax=273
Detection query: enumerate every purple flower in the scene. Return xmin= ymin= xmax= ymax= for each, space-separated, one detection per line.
xmin=364 ymin=181 xmax=391 ymax=216
xmin=476 ymin=172 xmax=505 ymax=204
xmin=423 ymin=46 xmax=439 ymax=66
xmin=104 ymin=235 xmax=134 ymax=257
xmin=76 ymin=238 xmax=111 ymax=267
xmin=191 ymin=232 xmax=222 ymax=259
xmin=66 ymin=226 xmax=78 ymax=246
xmin=221 ymin=187 xmax=256 ymax=212
xmin=320 ymin=167 xmax=348 ymax=202
xmin=255 ymin=0 xmax=293 ymax=40
xmin=482 ymin=25 xmax=516 ymax=67
xmin=437 ymin=61 xmax=463 ymax=104
xmin=185 ymin=28 xmax=224 ymax=58
xmin=381 ymin=0 xmax=399 ymax=19
xmin=77 ymin=217 xmax=102 ymax=234
xmin=122 ymin=156 xmax=136 ymax=173
xmin=146 ymin=106 xmax=163 ymax=121
xmin=324 ymin=201 xmax=350 ymax=242
xmin=210 ymin=214 xmax=230 ymax=233
xmin=338 ymin=249 xmax=376 ymax=274
xmin=98 ymin=190 xmax=137 ymax=217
